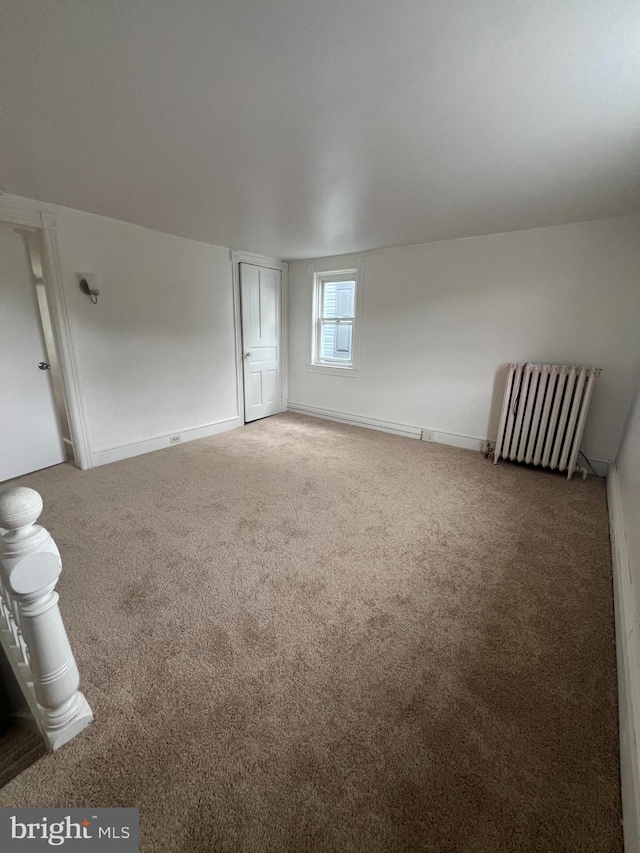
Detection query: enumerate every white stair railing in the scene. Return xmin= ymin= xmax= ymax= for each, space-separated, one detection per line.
xmin=0 ymin=486 xmax=93 ymax=750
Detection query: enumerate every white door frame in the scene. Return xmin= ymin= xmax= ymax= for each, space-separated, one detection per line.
xmin=0 ymin=198 xmax=92 ymax=470
xmin=231 ymin=251 xmax=288 ymax=425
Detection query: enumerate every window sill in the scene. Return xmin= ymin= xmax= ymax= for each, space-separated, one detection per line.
xmin=306 ymin=364 xmax=360 ymax=378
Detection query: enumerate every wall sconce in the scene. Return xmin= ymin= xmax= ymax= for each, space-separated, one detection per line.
xmin=77 ymin=274 xmax=100 ymax=305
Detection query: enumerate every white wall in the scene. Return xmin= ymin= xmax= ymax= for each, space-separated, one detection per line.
xmin=3 ymin=196 xmax=241 ymax=467
xmin=617 ymin=385 xmax=640 ymax=667
xmin=610 ymin=387 xmax=640 ymax=853
xmin=54 ymin=206 xmax=239 ymax=464
xmin=288 ymin=215 xmax=640 ymax=464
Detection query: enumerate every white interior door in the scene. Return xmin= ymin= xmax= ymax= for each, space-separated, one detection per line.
xmin=0 ymin=229 xmax=66 ymax=482
xmin=240 ymin=263 xmax=281 ymax=422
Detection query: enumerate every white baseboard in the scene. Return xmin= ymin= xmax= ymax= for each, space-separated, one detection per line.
xmin=286 ymin=402 xmax=487 ymax=451
xmin=91 ymin=416 xmax=241 ymax=467
xmin=608 ymin=463 xmax=640 ymax=853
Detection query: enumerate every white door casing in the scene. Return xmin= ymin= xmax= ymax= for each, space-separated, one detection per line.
xmin=240 ymin=263 xmax=281 ymax=422
xmin=0 ymin=229 xmax=66 ymax=481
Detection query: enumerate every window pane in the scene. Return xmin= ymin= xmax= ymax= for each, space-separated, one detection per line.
xmin=320 ymin=321 xmax=352 ymax=362
xmin=321 ymin=322 xmax=336 ymax=357
xmin=335 ymin=322 xmax=352 ymax=354
xmin=322 ymin=281 xmax=355 ymax=318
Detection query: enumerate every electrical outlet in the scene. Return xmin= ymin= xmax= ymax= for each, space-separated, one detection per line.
xmin=421 ymin=430 xmax=435 ymax=442
xmin=169 ymin=434 xmax=182 ymax=445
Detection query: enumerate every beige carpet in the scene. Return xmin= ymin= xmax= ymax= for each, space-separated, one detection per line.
xmin=0 ymin=413 xmax=621 ymax=852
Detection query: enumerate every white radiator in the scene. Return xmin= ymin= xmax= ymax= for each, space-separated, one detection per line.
xmin=494 ymin=363 xmax=600 ymax=480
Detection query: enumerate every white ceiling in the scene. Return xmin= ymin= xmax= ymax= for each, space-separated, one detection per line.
xmin=2 ymin=0 xmax=639 ymax=259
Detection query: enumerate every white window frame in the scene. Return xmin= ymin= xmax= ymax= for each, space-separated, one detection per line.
xmin=307 ymin=263 xmax=363 ymax=378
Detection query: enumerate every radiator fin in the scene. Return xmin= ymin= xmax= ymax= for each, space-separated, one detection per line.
xmin=494 ymin=363 xmax=600 ymax=480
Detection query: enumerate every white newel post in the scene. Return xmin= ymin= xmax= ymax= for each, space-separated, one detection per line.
xmin=0 ymin=487 xmax=93 ymax=750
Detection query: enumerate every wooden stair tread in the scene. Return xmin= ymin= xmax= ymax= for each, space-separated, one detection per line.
xmin=0 ymin=723 xmax=46 ymax=789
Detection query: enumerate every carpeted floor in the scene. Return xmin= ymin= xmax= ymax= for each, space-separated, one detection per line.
xmin=0 ymin=413 xmax=621 ymax=852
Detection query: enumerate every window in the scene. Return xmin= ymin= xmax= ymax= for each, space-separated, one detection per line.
xmin=309 ymin=268 xmax=361 ymax=375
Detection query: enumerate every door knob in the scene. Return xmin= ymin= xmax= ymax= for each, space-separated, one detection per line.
xmin=243 ymin=351 xmax=252 ymax=359
xmin=38 ymin=362 xmax=50 ymax=370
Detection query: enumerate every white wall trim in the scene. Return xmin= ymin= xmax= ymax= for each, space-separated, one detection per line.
xmin=231 ymin=251 xmax=287 ymax=272
xmin=287 ymin=402 xmax=487 ymax=450
xmin=91 ymin=416 xmax=240 ymax=466
xmin=231 ymin=250 xmax=289 ymax=424
xmin=0 ymin=196 xmax=49 ymax=229
xmin=39 ymin=214 xmax=93 ymax=470
xmin=230 ymin=253 xmax=245 ymax=426
xmin=608 ymin=462 xmax=640 ymax=853
xmin=305 ymin=364 xmax=361 ymax=378
xmin=280 ymin=262 xmax=290 ymax=411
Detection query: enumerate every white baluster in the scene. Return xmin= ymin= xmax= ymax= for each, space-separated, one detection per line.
xmin=0 ymin=487 xmax=93 ymax=750
xmin=0 ymin=590 xmax=10 ymax=631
